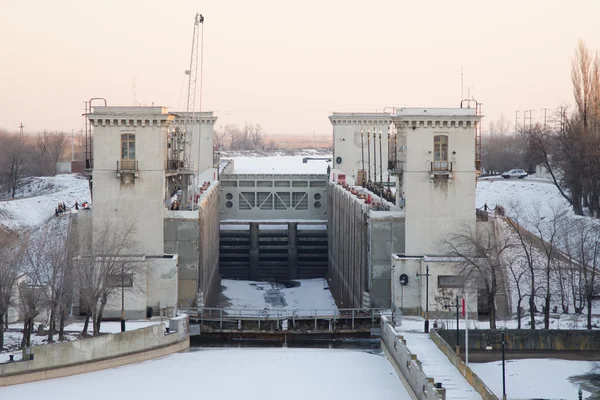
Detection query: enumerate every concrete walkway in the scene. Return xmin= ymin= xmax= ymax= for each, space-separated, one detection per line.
xmin=399 ymin=331 xmax=482 ymax=400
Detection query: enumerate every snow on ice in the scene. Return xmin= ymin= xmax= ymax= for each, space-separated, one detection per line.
xmin=1 ymin=348 xmax=412 ymax=400
xmin=470 ymin=359 xmax=596 ymax=399
xmin=217 ymin=278 xmax=338 ymax=317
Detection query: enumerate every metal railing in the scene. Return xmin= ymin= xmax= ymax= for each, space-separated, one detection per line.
xmin=476 ymin=209 xmax=489 ymax=221
xmin=117 ymin=160 xmax=138 ymax=171
xmin=430 ymin=161 xmax=452 ymax=172
xmin=181 ymin=307 xmax=383 ymax=331
xmin=166 ymin=159 xmax=194 ymax=171
xmin=387 ymin=159 xmax=405 ymax=173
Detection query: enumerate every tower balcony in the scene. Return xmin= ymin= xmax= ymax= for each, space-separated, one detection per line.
xmin=117 ymin=160 xmax=139 ymax=180
xmin=387 ymin=159 xmax=405 ymax=175
xmin=430 ymin=161 xmax=452 ymax=174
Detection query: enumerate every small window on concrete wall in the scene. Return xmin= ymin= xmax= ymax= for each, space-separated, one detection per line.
xmin=437 ymin=275 xmax=464 ymax=289
xmin=106 ymin=273 xmax=133 ymax=288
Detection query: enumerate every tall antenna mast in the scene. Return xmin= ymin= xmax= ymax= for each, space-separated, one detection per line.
xmin=461 ymin=67 xmax=463 ymax=100
xmin=184 ymin=12 xmax=204 ymax=172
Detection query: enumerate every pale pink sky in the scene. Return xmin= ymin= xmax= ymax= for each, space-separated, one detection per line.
xmin=1 ymin=0 xmax=599 ymax=135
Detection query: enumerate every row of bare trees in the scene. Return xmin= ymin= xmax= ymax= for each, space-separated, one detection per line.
xmin=0 ymin=129 xmax=79 ymax=199
xmin=0 ymin=221 xmax=142 ymax=350
xmin=523 ymin=41 xmax=600 ymax=218
xmin=446 ymin=202 xmax=600 ymax=330
xmin=214 ymin=123 xmax=277 ymax=151
xmin=482 ymin=115 xmax=529 ymax=175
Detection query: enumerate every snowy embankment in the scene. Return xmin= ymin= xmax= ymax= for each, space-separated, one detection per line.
xmin=217 ymin=278 xmax=338 ymax=317
xmin=0 ymin=348 xmax=411 ymax=399
xmin=1 ymin=320 xmax=166 ymax=363
xmin=0 ymin=174 xmax=90 ymax=232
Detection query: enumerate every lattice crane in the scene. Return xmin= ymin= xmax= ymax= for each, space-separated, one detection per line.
xmin=183 ymin=12 xmax=204 ymax=171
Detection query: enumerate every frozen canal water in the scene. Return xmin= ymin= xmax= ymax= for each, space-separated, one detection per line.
xmin=2 ymin=348 xmax=412 ymax=399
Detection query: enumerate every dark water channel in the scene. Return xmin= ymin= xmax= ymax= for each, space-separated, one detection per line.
xmin=190 ymin=337 xmax=381 ymax=350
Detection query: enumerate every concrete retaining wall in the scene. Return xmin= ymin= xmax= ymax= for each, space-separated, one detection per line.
xmin=429 ymin=330 xmax=497 ymax=400
xmin=380 ymin=316 xmax=446 ymax=400
xmin=197 ymin=183 xmax=221 ymax=307
xmin=0 ymin=315 xmax=190 ymax=387
xmin=437 ymin=329 xmax=600 ymax=351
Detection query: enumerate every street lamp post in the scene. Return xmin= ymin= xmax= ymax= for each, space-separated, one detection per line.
xmin=443 ymin=296 xmax=460 ymax=354
xmin=121 ymin=265 xmax=126 ymax=333
xmin=486 ymin=330 xmax=508 ymax=400
xmin=415 ymin=265 xmax=431 ymax=333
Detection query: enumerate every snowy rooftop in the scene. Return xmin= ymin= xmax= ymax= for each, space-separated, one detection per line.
xmin=232 ymin=155 xmax=330 ymax=174
xmin=91 ymin=106 xmax=169 ymax=115
xmin=394 ymin=107 xmax=478 ymax=117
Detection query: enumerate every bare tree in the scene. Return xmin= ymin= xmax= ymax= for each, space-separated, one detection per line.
xmin=2 ymin=133 xmax=31 ymax=198
xmin=489 ymin=114 xmax=511 ymax=136
xmin=505 ymin=201 xmax=540 ymax=329
xmin=528 ymin=204 xmax=565 ymax=328
xmin=0 ymin=234 xmax=21 ymax=349
xmin=507 ymin=255 xmax=530 ymax=329
xmin=75 ymin=221 xmax=142 ymax=335
xmin=48 ymin=132 xmax=67 ymax=175
xmin=563 ymin=219 xmax=600 ymax=329
xmin=572 ymin=40 xmax=600 ymax=130
xmin=444 ymin=221 xmax=511 ymax=329
xmin=22 ymin=223 xmax=70 ymax=342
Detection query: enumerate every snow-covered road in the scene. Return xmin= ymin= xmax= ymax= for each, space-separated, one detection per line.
xmin=2 ymin=348 xmax=413 ymax=399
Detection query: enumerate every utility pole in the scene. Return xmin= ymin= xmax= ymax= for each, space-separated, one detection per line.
xmin=18 ymin=123 xmax=24 ymax=141
xmin=541 ymin=108 xmax=550 ymax=129
xmin=514 ymin=111 xmax=519 ymax=138
xmin=527 ymin=110 xmax=534 ymax=132
xmin=71 ymin=129 xmax=75 ymax=162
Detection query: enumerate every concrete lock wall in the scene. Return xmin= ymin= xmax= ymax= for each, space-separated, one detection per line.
xmin=328 ymin=183 xmax=369 ymax=309
xmin=429 ymin=330 xmax=497 ymax=400
xmin=165 ymin=211 xmax=200 ymax=307
xmin=437 ymin=329 xmax=600 ymax=352
xmin=164 ymin=183 xmax=221 ymax=308
xmin=0 ymin=315 xmax=190 ymax=387
xmin=197 ymin=183 xmax=221 ymax=307
xmin=380 ymin=316 xmax=446 ymax=400
xmin=328 ymin=183 xmax=404 ymax=309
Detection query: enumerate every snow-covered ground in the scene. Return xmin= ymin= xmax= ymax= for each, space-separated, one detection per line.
xmin=0 ymin=174 xmax=90 ymax=232
xmin=0 ymin=330 xmax=79 ymax=363
xmin=1 ymin=348 xmax=412 ymax=399
xmin=63 ymin=320 xmax=166 ymax=334
xmin=232 ymin=155 xmax=330 ymax=174
xmin=471 ymin=359 xmax=597 ymax=399
xmin=217 ymin=278 xmax=338 ymax=317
